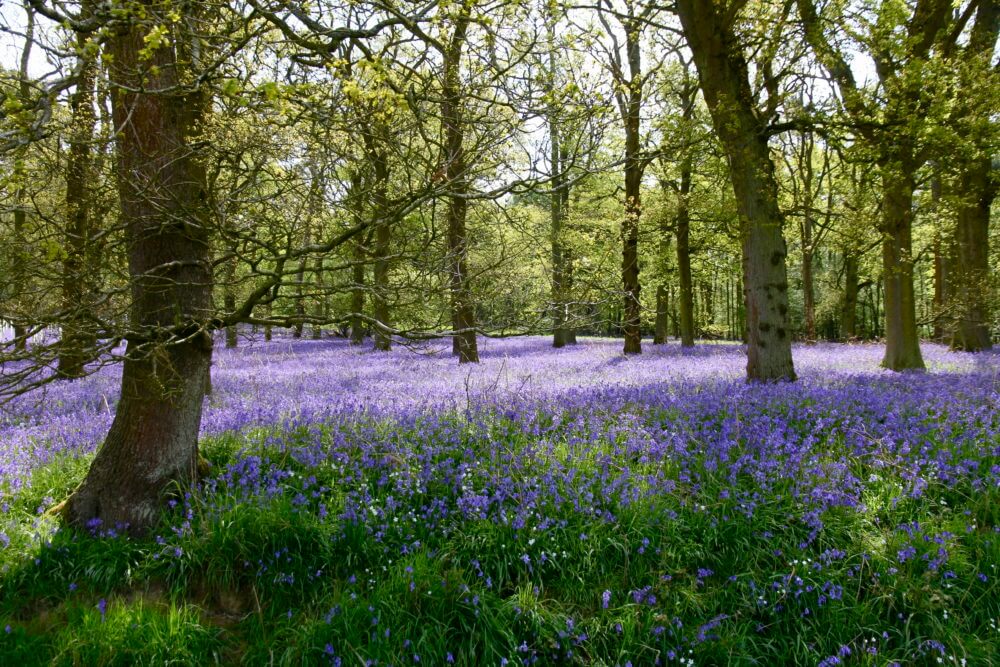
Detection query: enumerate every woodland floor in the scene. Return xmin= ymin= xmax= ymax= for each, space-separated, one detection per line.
xmin=1 ymin=336 xmax=998 ymax=665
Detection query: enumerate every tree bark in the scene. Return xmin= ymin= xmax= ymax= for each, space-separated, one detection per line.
xmin=880 ymin=161 xmax=925 ymax=369
xmin=653 ymin=284 xmax=668 ymax=344
xmin=949 ymin=3 xmax=998 ymax=352
xmin=8 ymin=7 xmax=35 ymax=354
xmin=931 ymin=173 xmax=950 ymax=341
xmin=676 ymin=0 xmax=795 ymax=381
xmin=950 ymin=155 xmax=995 ymax=351
xmin=58 ymin=11 xmax=99 ymax=377
xmin=841 ymin=253 xmax=859 ymax=340
xmin=675 ymin=163 xmax=695 ymax=348
xmin=65 ymin=4 xmax=213 ymax=533
xmin=350 ymin=238 xmax=365 ymax=345
xmin=442 ymin=7 xmax=478 ymax=363
xmin=369 ymin=134 xmax=392 ymax=352
xmin=620 ymin=19 xmax=642 ymax=355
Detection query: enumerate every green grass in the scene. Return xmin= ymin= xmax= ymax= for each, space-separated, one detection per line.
xmin=1 ymin=422 xmax=998 ymax=666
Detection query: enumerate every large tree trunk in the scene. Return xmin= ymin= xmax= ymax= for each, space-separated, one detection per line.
xmin=620 ymin=20 xmax=642 ymax=356
xmin=65 ymin=6 xmax=213 ymax=533
xmin=676 ymin=0 xmax=795 ymax=381
xmin=879 ymin=162 xmax=925 ymax=369
xmin=443 ymin=9 xmax=478 ymax=363
xmin=58 ymin=15 xmax=99 ymax=377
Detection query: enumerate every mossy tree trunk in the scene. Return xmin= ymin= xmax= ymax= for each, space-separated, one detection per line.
xmin=65 ymin=3 xmax=214 ymax=533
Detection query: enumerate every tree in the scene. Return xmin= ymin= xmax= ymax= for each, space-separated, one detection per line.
xmin=798 ymin=0 xmax=967 ymax=369
xmin=594 ymin=0 xmax=660 ymax=355
xmin=675 ymin=0 xmax=796 ymax=381
xmin=945 ymin=2 xmax=998 ymax=351
xmin=62 ymin=0 xmax=216 ymax=530
xmin=440 ymin=0 xmax=479 ymax=363
xmin=654 ymin=60 xmax=699 ymax=348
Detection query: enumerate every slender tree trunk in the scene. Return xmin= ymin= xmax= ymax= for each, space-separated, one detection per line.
xmin=443 ymin=8 xmax=478 ymax=363
xmin=222 ymin=240 xmax=238 ymax=348
xmin=350 ymin=238 xmax=365 ymax=345
xmin=880 ymin=162 xmax=925 ymax=369
xmin=58 ymin=13 xmax=99 ymax=377
xmin=802 ymin=246 xmax=816 ymax=342
xmin=842 ymin=253 xmax=859 ymax=340
xmin=263 ymin=301 xmax=272 ymax=342
xmin=931 ymin=173 xmax=950 ymax=341
xmin=675 ymin=164 xmax=695 ymax=347
xmin=620 ymin=21 xmax=643 ymax=355
xmin=311 ymin=255 xmax=324 ymax=340
xmin=546 ymin=16 xmax=568 ymax=349
xmin=371 ymin=207 xmax=392 ymax=351
xmin=562 ymin=181 xmax=577 ymax=344
xmin=363 ymin=126 xmax=393 ymax=352
xmin=224 ymin=292 xmax=238 ymax=347
xmin=293 ymin=243 xmax=306 ymax=340
xmin=676 ymin=0 xmax=795 ymax=381
xmin=8 ymin=8 xmax=35 ymax=354
xmin=65 ymin=5 xmax=213 ymax=533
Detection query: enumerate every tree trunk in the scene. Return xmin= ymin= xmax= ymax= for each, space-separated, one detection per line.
xmin=802 ymin=246 xmax=816 ymax=342
xmin=675 ymin=165 xmax=695 ymax=347
xmin=841 ymin=253 xmax=859 ymax=340
xmin=880 ymin=163 xmax=925 ymax=369
xmin=546 ymin=16 xmax=568 ymax=349
xmin=371 ymin=151 xmax=392 ymax=352
xmin=620 ymin=20 xmax=643 ymax=356
xmin=65 ymin=5 xmax=213 ymax=533
xmin=950 ymin=154 xmax=995 ymax=351
xmin=58 ymin=14 xmax=99 ymax=378
xmin=8 ymin=8 xmax=35 ymax=354
xmin=931 ymin=172 xmax=950 ymax=342
xmin=949 ymin=3 xmax=998 ymax=352
xmin=293 ymin=240 xmax=306 ymax=340
xmin=443 ymin=8 xmax=478 ymax=363
xmin=562 ymin=176 xmax=577 ymax=345
xmin=224 ymin=292 xmax=238 ymax=348
xmin=350 ymin=238 xmax=365 ymax=345
xmin=311 ymin=253 xmax=324 ymax=340
xmin=676 ymin=0 xmax=795 ymax=381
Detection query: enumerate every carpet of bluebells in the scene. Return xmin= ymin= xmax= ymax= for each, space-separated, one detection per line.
xmin=1 ymin=335 xmax=999 ymax=666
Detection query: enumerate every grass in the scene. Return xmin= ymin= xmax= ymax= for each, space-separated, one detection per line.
xmin=1 ymin=409 xmax=998 ymax=666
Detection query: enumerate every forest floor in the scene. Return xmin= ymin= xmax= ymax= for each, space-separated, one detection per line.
xmin=1 ymin=336 xmax=999 ymax=665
